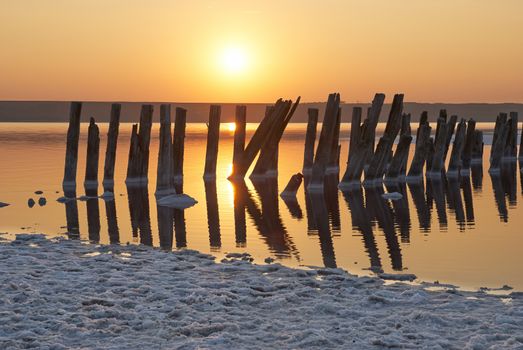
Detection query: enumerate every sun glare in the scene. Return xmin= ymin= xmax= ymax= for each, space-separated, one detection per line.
xmin=227 ymin=122 xmax=236 ymax=132
xmin=220 ymin=47 xmax=248 ymax=75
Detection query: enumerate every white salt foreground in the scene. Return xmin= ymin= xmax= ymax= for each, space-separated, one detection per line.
xmin=0 ymin=235 xmax=522 ymax=349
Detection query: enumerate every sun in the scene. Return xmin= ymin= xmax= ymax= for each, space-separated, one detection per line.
xmin=220 ymin=46 xmax=248 ymax=75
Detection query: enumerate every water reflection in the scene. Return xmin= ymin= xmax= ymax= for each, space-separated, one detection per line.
xmin=204 ymin=180 xmax=221 ymax=250
xmin=127 ymin=185 xmax=152 ymax=246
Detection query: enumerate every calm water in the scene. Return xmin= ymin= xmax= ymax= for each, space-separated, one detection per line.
xmin=0 ymin=122 xmax=522 ymax=291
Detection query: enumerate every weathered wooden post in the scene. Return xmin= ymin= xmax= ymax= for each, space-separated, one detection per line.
xmin=84 ymin=117 xmax=100 ymax=189
xmin=172 ymin=107 xmax=187 ymax=182
xmin=443 ymin=114 xmax=458 ymax=162
xmin=471 ymin=130 xmax=484 ymax=164
xmin=461 ymin=118 xmax=476 ymax=174
xmin=102 ymin=103 xmax=121 ymax=189
xmin=385 ymin=134 xmax=412 ymax=180
xmin=63 ymin=102 xmax=82 ymax=190
xmin=126 ymin=105 xmax=153 ymax=184
xmin=491 ymin=113 xmax=507 ymax=160
xmin=308 ymin=93 xmax=341 ymax=191
xmin=327 ymin=107 xmax=341 ymax=172
xmin=407 ymin=118 xmax=432 ymax=181
xmin=203 ymin=105 xmax=221 ymax=180
xmin=399 ymin=113 xmax=412 ymax=177
xmin=303 ymin=108 xmax=319 ymax=174
xmin=447 ymin=119 xmax=466 ymax=177
xmin=489 ymin=118 xmax=508 ymax=173
xmin=280 ymin=173 xmax=303 ymax=197
xmin=233 ymin=105 xmax=247 ymax=171
xmin=364 ymin=94 xmax=404 ymax=186
xmin=339 ymin=94 xmax=385 ymax=188
xmin=347 ymin=107 xmax=362 ymax=164
xmin=428 ymin=117 xmax=448 ymax=177
xmin=156 ymin=104 xmax=174 ymax=196
xmin=251 ymin=99 xmax=300 ymax=178
xmin=504 ymin=112 xmax=518 ymax=160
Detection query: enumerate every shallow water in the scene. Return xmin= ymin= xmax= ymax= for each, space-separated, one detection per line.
xmin=0 ymin=122 xmax=522 ymax=291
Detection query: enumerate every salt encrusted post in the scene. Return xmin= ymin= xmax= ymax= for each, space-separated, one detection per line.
xmin=156 ymin=104 xmax=174 ymax=196
xmin=428 ymin=117 xmax=448 ymax=177
xmin=102 ymin=103 xmax=121 ymax=189
xmin=233 ymin=105 xmax=247 ymax=171
xmin=447 ymin=119 xmax=466 ymax=177
xmin=471 ymin=130 xmax=484 ymax=164
xmin=407 ymin=118 xmax=432 ymax=180
xmin=172 ymin=107 xmax=187 ymax=182
xmin=461 ymin=118 xmax=476 ymax=174
xmin=364 ymin=94 xmax=404 ymax=186
xmin=489 ymin=119 xmax=508 ymax=174
xmin=339 ymin=94 xmax=385 ymax=188
xmin=63 ymin=102 xmax=82 ymax=190
xmin=505 ymin=112 xmax=518 ymax=159
xmin=280 ymin=173 xmax=304 ymax=197
xmin=84 ymin=117 xmax=100 ymax=189
xmin=302 ymin=108 xmax=319 ymax=174
xmin=308 ymin=93 xmax=341 ymax=191
xmin=203 ymin=105 xmax=221 ymax=180
xmin=126 ymin=105 xmax=153 ymax=185
xmin=347 ymin=107 xmax=362 ymax=164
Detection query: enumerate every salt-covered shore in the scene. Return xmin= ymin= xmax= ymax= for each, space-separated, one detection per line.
xmin=0 ymin=234 xmax=522 ymax=349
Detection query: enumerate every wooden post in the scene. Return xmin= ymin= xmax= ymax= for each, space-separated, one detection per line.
xmin=233 ymin=105 xmax=247 ymax=172
xmin=84 ymin=117 xmax=100 ymax=189
xmin=280 ymin=173 xmax=304 ymax=197
xmin=203 ymin=105 xmax=221 ymax=180
xmin=308 ymin=93 xmax=341 ymax=191
xmin=364 ymin=94 xmax=404 ymax=186
xmin=428 ymin=118 xmax=448 ymax=177
xmin=102 ymin=103 xmax=121 ymax=189
xmin=303 ymin=108 xmax=319 ymax=174
xmin=461 ymin=118 xmax=476 ymax=174
xmin=447 ymin=119 xmax=466 ymax=177
xmin=63 ymin=102 xmax=82 ymax=190
xmin=172 ymin=107 xmax=187 ymax=182
xmin=471 ymin=130 xmax=484 ymax=164
xmin=156 ymin=104 xmax=174 ymax=196
xmin=347 ymin=107 xmax=362 ymax=164
xmin=443 ymin=114 xmax=458 ymax=162
xmin=407 ymin=120 xmax=432 ymax=181
xmin=339 ymin=94 xmax=385 ymax=188
xmin=399 ymin=113 xmax=412 ymax=177
xmin=327 ymin=107 xmax=341 ymax=172
xmin=126 ymin=105 xmax=153 ymax=185
xmin=491 ymin=113 xmax=507 ymax=160
xmin=504 ymin=112 xmax=518 ymax=160
xmin=385 ymin=134 xmax=412 ymax=180
xmin=489 ymin=119 xmax=508 ymax=174
xmin=250 ymin=99 xmax=300 ymax=179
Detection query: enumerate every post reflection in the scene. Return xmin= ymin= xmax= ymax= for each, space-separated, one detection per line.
xmin=63 ymin=188 xmax=80 ymax=239
xmin=446 ymin=177 xmax=465 ymax=231
xmin=407 ymin=181 xmax=431 ymax=232
xmin=341 ymin=187 xmax=382 ymax=272
xmin=126 ymin=185 xmax=152 ymax=246
xmin=385 ymin=182 xmax=411 ymax=243
xmin=365 ymin=187 xmax=403 ymax=271
xmin=204 ymin=180 xmax=221 ymax=250
xmin=308 ymin=191 xmax=337 ymax=268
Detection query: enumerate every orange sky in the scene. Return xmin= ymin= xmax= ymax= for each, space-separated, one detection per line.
xmin=1 ymin=0 xmax=522 ymax=103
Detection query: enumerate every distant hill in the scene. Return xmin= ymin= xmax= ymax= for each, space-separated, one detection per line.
xmin=1 ymin=101 xmax=522 ymax=123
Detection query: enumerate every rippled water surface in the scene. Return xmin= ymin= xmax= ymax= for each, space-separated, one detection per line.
xmin=0 ymin=122 xmax=522 ymax=291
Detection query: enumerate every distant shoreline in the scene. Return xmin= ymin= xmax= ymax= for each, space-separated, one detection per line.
xmin=1 ymin=101 xmax=522 ymax=123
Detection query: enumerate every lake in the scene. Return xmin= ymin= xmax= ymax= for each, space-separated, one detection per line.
xmin=0 ymin=122 xmax=521 ymax=292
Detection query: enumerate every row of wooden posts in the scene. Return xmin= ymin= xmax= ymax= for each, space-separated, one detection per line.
xmin=62 ymin=93 xmax=520 ymax=198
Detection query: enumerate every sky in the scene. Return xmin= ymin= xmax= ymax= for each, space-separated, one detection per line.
xmin=0 ymin=0 xmax=522 ymax=103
